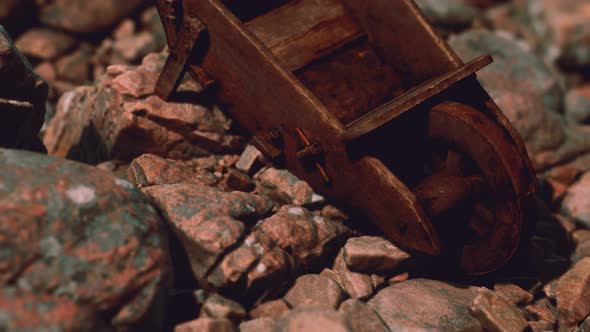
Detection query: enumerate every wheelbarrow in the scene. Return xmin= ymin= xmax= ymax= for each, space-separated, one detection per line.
xmin=154 ymin=0 xmax=537 ymax=274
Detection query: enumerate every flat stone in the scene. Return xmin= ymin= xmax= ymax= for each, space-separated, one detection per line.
xmin=469 ymin=288 xmax=528 ymax=332
xmin=143 ymin=183 xmax=273 ymax=280
xmin=332 ymin=249 xmax=374 ymax=300
xmin=283 ymin=275 xmax=344 ymax=309
xmin=258 ymin=168 xmax=322 ymax=206
xmin=343 ymin=236 xmax=411 ymax=274
xmin=524 ymin=298 xmax=557 ymax=325
xmin=174 ymin=318 xmax=236 ymax=332
xmin=236 ymin=145 xmax=263 ymax=174
xmin=15 ymin=28 xmax=76 ymax=60
xmin=544 ymin=258 xmax=590 ymax=329
xmin=493 ymin=283 xmax=534 ymax=306
xmin=256 ymin=205 xmax=349 ymax=269
xmin=368 ymin=279 xmax=481 ymax=331
xmin=200 ymin=293 xmax=247 ymax=322
xmin=127 ymin=154 xmax=217 ymax=187
xmin=249 ymin=299 xmax=290 ymax=319
xmin=273 ymin=307 xmax=351 ymax=332
xmin=562 ymin=172 xmax=590 ymax=228
xmin=0 ymin=149 xmax=170 ymax=330
xmin=239 ymin=318 xmax=274 ymax=332
xmin=338 ymin=299 xmax=389 ymax=332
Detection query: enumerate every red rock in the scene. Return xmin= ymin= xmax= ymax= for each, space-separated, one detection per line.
xmin=256 ymin=205 xmax=349 ymax=269
xmin=224 ymin=169 xmax=254 ymax=192
xmin=343 ymin=236 xmax=411 ymax=274
xmin=0 ymin=149 xmax=171 ymax=330
xmin=339 ymin=299 xmax=389 ymax=332
xmin=239 ymin=318 xmax=275 ymax=332
xmin=40 ymin=0 xmax=147 ymax=34
xmin=562 ymin=172 xmax=590 ymax=228
xmin=469 ymin=288 xmax=528 ymax=332
xmin=55 ymin=46 xmax=93 ymax=84
xmin=493 ymin=283 xmax=534 ymax=306
xmin=0 ymin=288 xmax=100 ymax=331
xmin=528 ymin=320 xmax=555 ymax=332
xmin=44 ymin=53 xmax=238 ymax=164
xmin=113 ymin=19 xmax=136 ymax=41
xmin=573 ymin=230 xmax=590 ymax=245
xmin=174 ymin=318 xmax=236 ymax=332
xmin=200 ymin=293 xmax=246 ymax=322
xmin=142 ymin=183 xmax=273 ymax=280
xmin=572 ymin=238 xmax=590 ymax=263
xmin=113 ymin=31 xmax=161 ymax=63
xmin=332 ymin=250 xmax=375 ymax=300
xmin=127 ymin=154 xmax=217 ymax=187
xmin=15 ymin=28 xmax=76 ymax=60
xmin=204 ymin=227 xmax=296 ymax=304
xmin=34 ymin=61 xmax=57 ymax=83
xmin=283 ymin=275 xmax=344 ymax=309
xmin=258 ymin=168 xmax=324 ymax=206
xmin=566 ymin=86 xmax=590 ymax=125
xmin=236 ymin=145 xmax=264 ymax=174
xmin=321 ymin=205 xmax=350 ymax=223
xmin=544 ymin=258 xmax=590 ymax=329
xmin=525 ymin=298 xmax=557 ymax=325
xmin=206 ymin=230 xmax=272 ymax=290
xmin=368 ymin=279 xmax=481 ymax=331
xmin=243 ymin=243 xmax=296 ymax=301
xmin=250 ymin=299 xmax=291 ymax=319
xmin=273 ymin=307 xmax=351 ymax=332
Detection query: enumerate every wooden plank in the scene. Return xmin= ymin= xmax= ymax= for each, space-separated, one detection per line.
xmin=342 ymin=0 xmax=463 ymax=85
xmin=245 ymin=0 xmax=364 ymax=72
xmin=341 ymin=55 xmax=492 ymax=142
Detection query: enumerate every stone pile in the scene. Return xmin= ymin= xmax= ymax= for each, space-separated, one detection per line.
xmin=1 ymin=0 xmax=590 ymax=331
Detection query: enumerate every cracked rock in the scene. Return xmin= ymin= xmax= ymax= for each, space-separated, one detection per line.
xmin=0 ymin=149 xmax=171 ymax=331
xmin=142 ymin=183 xmax=273 ymax=281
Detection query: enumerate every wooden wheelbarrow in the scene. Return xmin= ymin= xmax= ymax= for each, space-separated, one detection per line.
xmin=155 ymin=0 xmax=537 ymax=274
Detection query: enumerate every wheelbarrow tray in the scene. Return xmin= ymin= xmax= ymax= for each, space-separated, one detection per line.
xmin=156 ymin=0 xmax=537 ymax=274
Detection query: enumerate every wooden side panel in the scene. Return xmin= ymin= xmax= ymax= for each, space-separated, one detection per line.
xmin=245 ymin=0 xmax=364 ymax=72
xmin=186 ymin=0 xmax=440 ymax=255
xmin=342 ymin=0 xmax=462 ymax=85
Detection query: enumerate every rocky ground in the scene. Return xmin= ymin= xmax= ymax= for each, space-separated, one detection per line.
xmin=2 ymin=0 xmax=590 ymax=331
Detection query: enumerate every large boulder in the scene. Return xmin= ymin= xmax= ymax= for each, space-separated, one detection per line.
xmin=0 ymin=26 xmax=47 ymax=152
xmin=0 ymin=149 xmax=171 ymax=331
xmin=449 ymin=29 xmax=590 ymax=171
